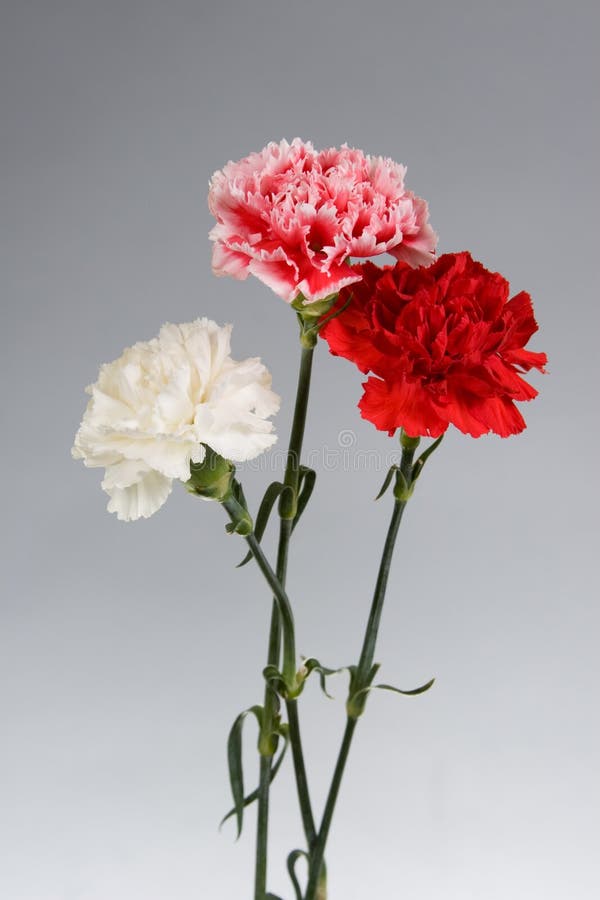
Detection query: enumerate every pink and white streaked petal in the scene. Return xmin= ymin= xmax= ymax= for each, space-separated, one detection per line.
xmin=208 ymin=138 xmax=437 ymax=302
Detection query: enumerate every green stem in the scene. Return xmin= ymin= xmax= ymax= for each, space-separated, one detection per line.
xmin=304 ymin=718 xmax=356 ymax=900
xmin=255 ymin=755 xmax=271 ymax=900
xmin=286 ymin=698 xmax=317 ymax=846
xmin=222 ymin=519 xmax=298 ymax=688
xmin=275 ymin=345 xmax=318 ymax=851
xmin=254 ymin=594 xmax=281 ymax=900
xmin=304 ymin=444 xmax=417 ymax=900
xmin=355 ymin=441 xmax=416 ymax=685
xmin=354 ymin=500 xmax=407 ymax=687
xmin=255 ymin=343 xmax=316 ymax=899
xmin=282 ymin=345 xmax=315 ymax=511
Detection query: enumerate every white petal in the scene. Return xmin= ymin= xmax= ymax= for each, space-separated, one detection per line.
xmin=105 ymin=468 xmax=173 ymax=521
xmin=207 ymin=428 xmax=277 ymax=462
xmin=101 ymin=459 xmax=151 ymax=490
xmin=155 ymin=365 xmax=195 ymax=431
xmin=73 ymin=317 xmax=279 ymax=520
xmin=92 ymin=430 xmax=194 ymax=482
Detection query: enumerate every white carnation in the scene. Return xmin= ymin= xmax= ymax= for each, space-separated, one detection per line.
xmin=72 ymin=318 xmax=280 ymax=521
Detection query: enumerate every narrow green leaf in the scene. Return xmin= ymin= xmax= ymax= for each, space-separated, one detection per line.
xmin=292 ymin=466 xmax=317 ymax=532
xmin=266 ymin=894 xmax=285 ymax=900
xmin=287 ymin=849 xmax=309 ymax=900
xmin=412 ymin=433 xmax=445 ymax=482
xmin=226 ymin=705 xmax=263 ymax=840
xmin=375 ymin=465 xmax=398 ymax=500
xmin=220 ymin=727 xmax=289 ymax=830
xmin=346 ymin=663 xmax=379 ymax=718
xmin=232 ymin=478 xmax=247 ymax=507
xmin=392 ymin=468 xmax=412 ymax=501
xmin=352 ymin=676 xmax=435 ymax=707
xmin=375 ymin=677 xmax=436 ymax=696
xmin=263 ymin=664 xmax=287 ymax=697
xmin=302 ymin=657 xmax=349 ymax=699
xmin=237 ymin=481 xmax=284 ymax=567
xmin=368 ymin=662 xmax=381 ymax=685
xmin=314 ymin=291 xmax=352 ymax=331
xmin=346 ymin=663 xmax=359 ymax=695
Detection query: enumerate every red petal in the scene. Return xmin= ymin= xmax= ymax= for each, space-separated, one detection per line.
xmin=359 ymin=377 xmax=447 ymax=437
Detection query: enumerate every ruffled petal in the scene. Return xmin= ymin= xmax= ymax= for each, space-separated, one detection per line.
xmin=208 ymin=139 xmax=437 ymax=302
xmin=103 ymin=466 xmax=173 ymax=522
xmin=72 ymin=318 xmax=280 ymax=520
xmin=359 ymin=376 xmax=448 ymax=438
xmin=322 ymin=254 xmax=545 ymax=439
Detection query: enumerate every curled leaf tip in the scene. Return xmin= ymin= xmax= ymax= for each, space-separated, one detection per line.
xmin=375 ymin=464 xmax=398 ymax=500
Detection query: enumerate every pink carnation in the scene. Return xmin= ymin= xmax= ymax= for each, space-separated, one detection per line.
xmin=208 ymin=139 xmax=437 ymax=304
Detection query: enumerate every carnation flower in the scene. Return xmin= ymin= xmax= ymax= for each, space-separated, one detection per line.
xmin=72 ymin=318 xmax=280 ymax=521
xmin=208 ymin=138 xmax=437 ymax=304
xmin=321 ymin=253 xmax=547 ymax=438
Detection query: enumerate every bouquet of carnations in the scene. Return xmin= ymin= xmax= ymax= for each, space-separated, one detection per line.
xmin=73 ymin=139 xmax=546 ymax=900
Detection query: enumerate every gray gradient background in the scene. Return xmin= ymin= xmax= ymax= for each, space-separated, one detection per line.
xmin=2 ymin=1 xmax=599 ymax=898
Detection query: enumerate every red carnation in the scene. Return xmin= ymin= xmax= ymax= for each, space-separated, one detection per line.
xmin=321 ymin=253 xmax=547 ymax=438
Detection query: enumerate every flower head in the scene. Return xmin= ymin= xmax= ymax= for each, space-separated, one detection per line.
xmin=321 ymin=253 xmax=547 ymax=438
xmin=208 ymin=138 xmax=437 ymax=304
xmin=72 ymin=318 xmax=280 ymax=521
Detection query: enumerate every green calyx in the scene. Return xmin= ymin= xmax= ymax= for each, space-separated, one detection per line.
xmin=291 ymin=292 xmax=338 ymax=319
xmin=186 ymin=444 xmax=235 ymax=502
xmin=292 ymin=292 xmax=340 ymax=348
xmin=399 ymin=430 xmax=421 ymax=452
